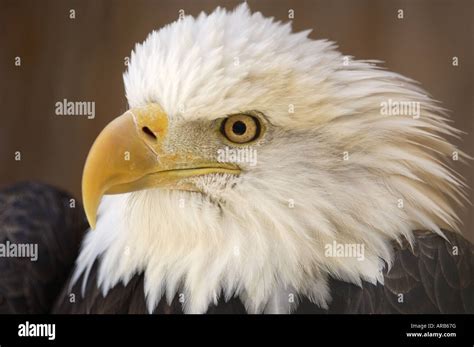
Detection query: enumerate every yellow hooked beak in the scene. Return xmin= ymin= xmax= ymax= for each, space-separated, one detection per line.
xmin=82 ymin=104 xmax=240 ymax=229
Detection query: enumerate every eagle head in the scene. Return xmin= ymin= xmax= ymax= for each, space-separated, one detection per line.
xmin=75 ymin=4 xmax=466 ymax=313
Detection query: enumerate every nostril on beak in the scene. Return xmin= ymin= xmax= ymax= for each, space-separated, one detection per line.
xmin=141 ymin=126 xmax=157 ymax=140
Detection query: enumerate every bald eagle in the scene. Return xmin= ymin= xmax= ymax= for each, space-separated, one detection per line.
xmin=1 ymin=4 xmax=472 ymax=314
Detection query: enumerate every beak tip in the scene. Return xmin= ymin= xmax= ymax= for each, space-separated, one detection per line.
xmin=85 ymin=212 xmax=97 ymax=230
xmin=83 ymin=190 xmax=98 ymax=231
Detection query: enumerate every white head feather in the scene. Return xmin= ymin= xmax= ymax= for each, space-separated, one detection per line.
xmin=73 ymin=3 xmax=467 ymax=313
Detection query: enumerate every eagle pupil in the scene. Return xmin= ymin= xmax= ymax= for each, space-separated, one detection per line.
xmin=232 ymin=121 xmax=247 ymax=135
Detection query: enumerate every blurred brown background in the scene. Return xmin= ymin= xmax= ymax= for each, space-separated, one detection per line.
xmin=0 ymin=0 xmax=472 ymax=240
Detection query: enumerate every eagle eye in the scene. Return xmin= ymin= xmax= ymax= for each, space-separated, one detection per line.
xmin=221 ymin=114 xmax=261 ymax=144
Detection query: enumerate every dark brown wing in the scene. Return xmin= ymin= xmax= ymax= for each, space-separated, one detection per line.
xmin=53 ymin=229 xmax=474 ymax=314
xmin=378 ymin=229 xmax=473 ymax=313
xmin=0 ymin=182 xmax=87 ymax=313
xmin=297 ymin=229 xmax=474 ymax=314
